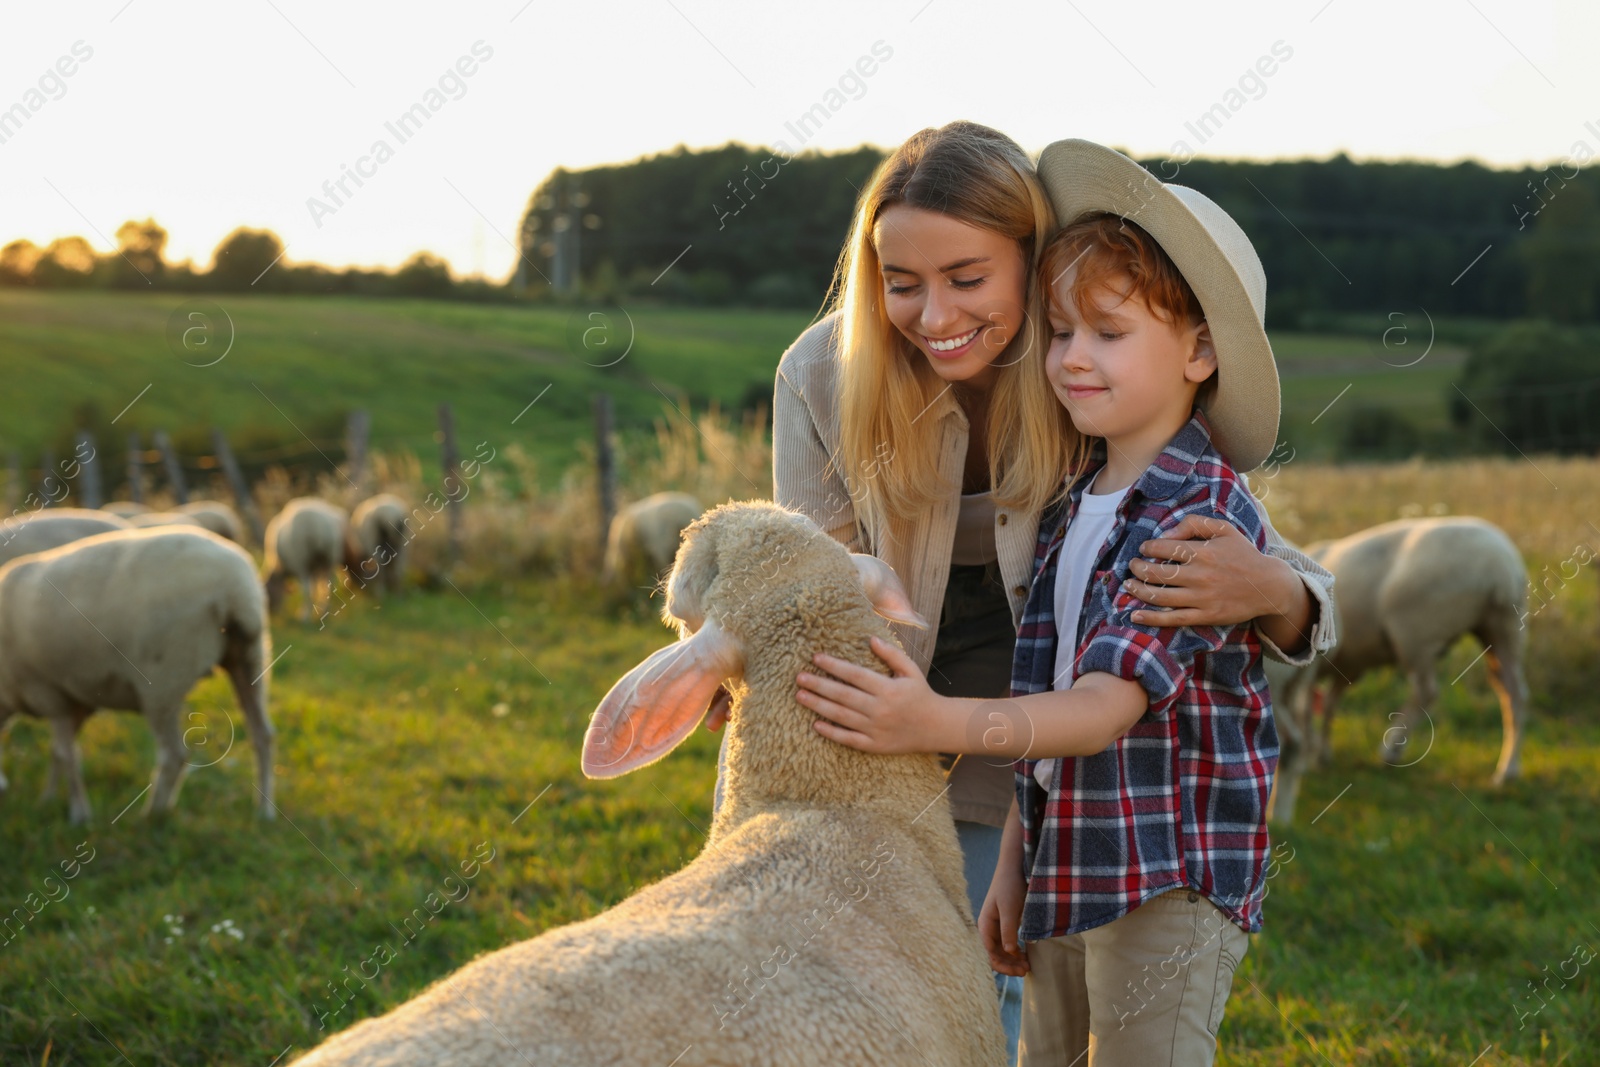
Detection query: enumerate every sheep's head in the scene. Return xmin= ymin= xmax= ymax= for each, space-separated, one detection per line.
xmin=582 ymin=501 xmax=926 ymax=779
xmin=263 ymin=568 xmax=286 ymax=613
xmin=342 ymin=537 xmax=369 ymax=579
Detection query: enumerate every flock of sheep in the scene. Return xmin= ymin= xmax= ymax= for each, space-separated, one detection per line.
xmin=0 ymin=482 xmax=1537 ymax=1063
xmin=0 ymin=487 xmax=713 ymax=828
xmin=0 ymin=492 xmax=411 ymax=824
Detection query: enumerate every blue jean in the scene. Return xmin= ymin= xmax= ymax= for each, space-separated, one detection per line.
xmin=957 ymin=818 xmax=1024 ymax=1065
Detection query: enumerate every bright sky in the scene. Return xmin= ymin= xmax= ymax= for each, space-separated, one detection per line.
xmin=2 ymin=0 xmax=1593 ymax=283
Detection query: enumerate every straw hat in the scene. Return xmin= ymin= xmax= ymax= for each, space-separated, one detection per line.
xmin=1034 ymin=138 xmax=1281 ymax=472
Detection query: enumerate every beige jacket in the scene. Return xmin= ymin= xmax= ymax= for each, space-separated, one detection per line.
xmin=773 ymin=313 xmax=1337 ymax=825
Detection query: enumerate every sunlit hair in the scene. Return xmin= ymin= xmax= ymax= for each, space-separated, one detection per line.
xmin=1039 ymin=212 xmax=1204 ymax=330
xmin=826 ymin=121 xmax=1083 ymax=542
xmin=1038 ymin=212 xmax=1217 ymax=415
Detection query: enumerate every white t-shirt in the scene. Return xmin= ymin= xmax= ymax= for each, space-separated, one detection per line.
xmin=1035 ymin=473 xmax=1132 ymax=791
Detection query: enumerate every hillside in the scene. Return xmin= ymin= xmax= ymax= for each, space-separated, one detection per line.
xmin=0 ymin=291 xmax=1463 ymax=501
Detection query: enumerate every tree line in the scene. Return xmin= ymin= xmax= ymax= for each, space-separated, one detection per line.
xmin=517 ymin=142 xmax=1600 ymax=326
xmin=5 ymin=143 xmax=1595 ymax=326
xmin=0 ymin=223 xmax=511 ymax=302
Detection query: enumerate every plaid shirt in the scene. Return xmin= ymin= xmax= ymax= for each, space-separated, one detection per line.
xmin=1011 ymin=408 xmax=1278 ymax=939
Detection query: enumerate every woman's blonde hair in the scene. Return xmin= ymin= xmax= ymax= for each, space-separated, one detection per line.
xmin=827 ymin=121 xmax=1086 ymax=546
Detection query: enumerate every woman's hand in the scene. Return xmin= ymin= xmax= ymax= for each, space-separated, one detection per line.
xmin=979 ymin=865 xmax=1030 ymax=977
xmin=1123 ymin=514 xmax=1303 ymax=631
xmin=702 ymin=686 xmax=732 ymax=732
xmin=799 ymin=637 xmax=953 ymax=754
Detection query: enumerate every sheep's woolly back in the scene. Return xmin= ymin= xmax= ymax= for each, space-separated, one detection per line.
xmin=0 ymin=509 xmax=130 ymax=567
xmin=1314 ymin=516 xmax=1527 ymax=673
xmin=348 ymin=494 xmax=408 ymax=556
xmin=127 ymin=511 xmax=207 ymax=529
xmin=603 ymin=492 xmax=702 ymax=582
xmin=264 ymin=498 xmax=348 ymax=576
xmin=0 ymin=527 xmax=267 ymax=716
xmin=177 ymin=500 xmax=246 ymax=542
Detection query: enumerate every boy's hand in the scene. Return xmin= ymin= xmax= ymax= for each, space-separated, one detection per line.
xmin=800 ymin=636 xmax=953 ymax=754
xmin=979 ymin=866 xmax=1030 ymax=977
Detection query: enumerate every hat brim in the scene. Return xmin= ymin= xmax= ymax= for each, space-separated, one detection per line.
xmin=1035 ymin=139 xmax=1280 ymax=473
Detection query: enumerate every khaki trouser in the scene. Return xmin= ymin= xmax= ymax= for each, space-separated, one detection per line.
xmin=1019 ymin=887 xmax=1249 ymax=1067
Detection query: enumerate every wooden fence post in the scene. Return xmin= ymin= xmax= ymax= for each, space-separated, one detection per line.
xmin=153 ymin=430 xmax=188 ymax=504
xmin=75 ymin=429 xmax=101 ymax=508
xmin=346 ymin=409 xmax=370 ymax=496
xmin=438 ymin=403 xmax=462 ymax=567
xmin=126 ymin=432 xmax=143 ymax=504
xmin=38 ymin=448 xmax=57 ymax=508
xmin=595 ymin=392 xmax=616 ymax=541
xmin=211 ymin=428 xmax=265 ymax=545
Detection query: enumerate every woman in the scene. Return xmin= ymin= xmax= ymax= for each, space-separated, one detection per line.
xmin=709 ymin=120 xmax=1335 ymax=1059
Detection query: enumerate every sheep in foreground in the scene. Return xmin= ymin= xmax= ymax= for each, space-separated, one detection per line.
xmin=0 ymin=527 xmax=274 ymax=824
xmin=177 ymin=500 xmax=246 ymax=543
xmin=0 ymin=509 xmax=131 ymax=568
xmin=1268 ymin=516 xmax=1530 ymax=825
xmin=263 ymin=498 xmax=349 ymax=621
xmin=344 ymin=493 xmax=410 ymax=598
xmin=101 ymin=501 xmax=151 ymax=519
xmin=293 ymin=501 xmax=1006 ymax=1067
xmin=602 ymin=491 xmax=703 ymax=589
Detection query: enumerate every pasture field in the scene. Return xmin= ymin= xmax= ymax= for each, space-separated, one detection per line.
xmin=0 ymin=290 xmax=1460 ymax=481
xmin=0 ymin=291 xmax=810 ymax=483
xmin=1 ymin=441 xmax=1597 ymax=1066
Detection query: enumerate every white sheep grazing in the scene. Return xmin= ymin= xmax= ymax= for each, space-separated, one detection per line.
xmin=263 ymin=498 xmax=349 ymax=621
xmin=0 ymin=509 xmax=131 ymax=568
xmin=344 ymin=493 xmax=410 ymax=598
xmin=177 ymin=500 xmax=246 ymax=543
xmin=1268 ymin=516 xmax=1530 ymax=825
xmin=602 ymin=491 xmax=703 ymax=588
xmin=0 ymin=526 xmax=274 ymax=824
xmin=101 ymin=500 xmax=151 ymax=519
xmin=292 ymin=501 xmax=1006 ymax=1067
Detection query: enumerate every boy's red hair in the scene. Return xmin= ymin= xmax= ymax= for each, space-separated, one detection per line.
xmin=1039 ymin=212 xmax=1204 ymax=330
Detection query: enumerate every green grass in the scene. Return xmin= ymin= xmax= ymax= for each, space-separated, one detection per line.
xmin=0 ymin=571 xmax=1593 ymax=1065
xmin=0 ymin=291 xmax=814 ymax=483
xmin=1271 ymin=330 xmax=1467 ymax=457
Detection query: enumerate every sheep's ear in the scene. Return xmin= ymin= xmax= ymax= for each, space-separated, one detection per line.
xmin=850 ymin=553 xmax=929 ymax=630
xmin=660 ymin=519 xmax=718 ymax=633
xmin=582 ymin=620 xmax=740 ymax=779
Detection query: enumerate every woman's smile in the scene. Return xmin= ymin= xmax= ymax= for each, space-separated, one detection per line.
xmin=925 ymin=326 xmax=981 ymax=357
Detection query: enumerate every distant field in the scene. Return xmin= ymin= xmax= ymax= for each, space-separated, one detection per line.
xmin=0 ymin=291 xmax=811 ymax=490
xmin=0 ymin=291 xmax=1463 ymax=494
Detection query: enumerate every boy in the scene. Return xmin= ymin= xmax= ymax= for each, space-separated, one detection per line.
xmin=798 ymin=139 xmax=1286 ymax=1065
